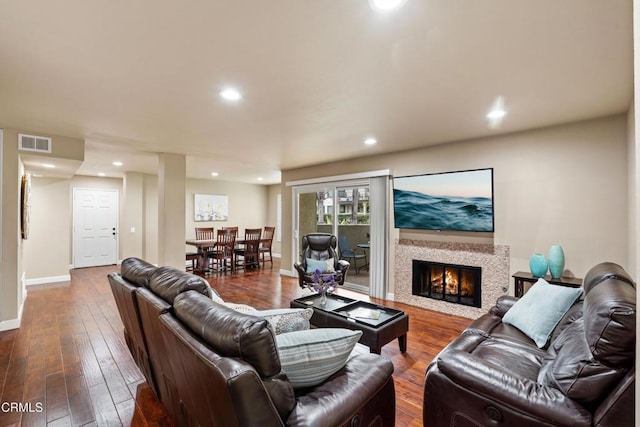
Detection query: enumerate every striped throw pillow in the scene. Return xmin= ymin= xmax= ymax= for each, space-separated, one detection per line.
xmin=276 ymin=328 xmax=362 ymax=388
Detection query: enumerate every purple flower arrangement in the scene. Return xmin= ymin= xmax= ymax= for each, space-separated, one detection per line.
xmin=310 ymin=268 xmax=336 ymax=300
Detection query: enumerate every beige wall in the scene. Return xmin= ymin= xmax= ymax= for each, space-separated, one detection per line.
xmin=281 ymin=115 xmax=630 ymax=292
xmin=0 ymin=129 xmax=25 ymax=325
xmin=23 ymin=177 xmax=71 ymax=279
xmin=628 ymin=105 xmax=638 ymax=278
xmin=143 ymin=174 xmax=158 ymax=263
xmin=184 ymin=178 xmax=269 ymax=239
xmin=122 ymin=172 xmax=144 ymax=259
xmin=267 ymin=184 xmax=282 ymax=256
xmin=158 ymin=154 xmax=186 ymax=268
xmin=23 ymin=173 xmax=271 ymax=277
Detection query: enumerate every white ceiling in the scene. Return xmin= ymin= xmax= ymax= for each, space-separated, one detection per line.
xmin=0 ymin=1 xmax=633 ymax=184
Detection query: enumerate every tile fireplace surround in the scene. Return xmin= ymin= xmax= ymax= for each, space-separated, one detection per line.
xmin=394 ymin=239 xmax=510 ymax=319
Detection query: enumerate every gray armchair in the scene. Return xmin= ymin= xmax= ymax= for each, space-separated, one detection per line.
xmin=294 ymin=233 xmax=350 ymax=288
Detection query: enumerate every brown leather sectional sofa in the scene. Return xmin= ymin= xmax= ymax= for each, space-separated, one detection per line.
xmin=423 ymin=262 xmax=636 ymax=427
xmin=108 ymin=257 xmax=396 ymax=427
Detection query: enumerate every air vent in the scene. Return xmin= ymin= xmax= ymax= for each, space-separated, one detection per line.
xmin=19 ymin=133 xmax=52 ymax=153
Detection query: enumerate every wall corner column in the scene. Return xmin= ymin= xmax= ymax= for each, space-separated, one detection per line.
xmin=157 ymin=153 xmax=186 ymax=269
xmin=123 ymin=172 xmax=144 ymax=259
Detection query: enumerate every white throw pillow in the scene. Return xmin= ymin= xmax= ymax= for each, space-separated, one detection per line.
xmin=276 ymin=328 xmax=362 ymax=388
xmin=251 ymin=308 xmax=313 ymax=334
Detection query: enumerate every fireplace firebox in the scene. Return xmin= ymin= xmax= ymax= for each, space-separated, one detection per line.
xmin=412 ymin=260 xmax=481 ymax=308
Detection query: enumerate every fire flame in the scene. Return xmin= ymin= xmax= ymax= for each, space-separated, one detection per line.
xmin=430 ymin=269 xmax=474 ymax=297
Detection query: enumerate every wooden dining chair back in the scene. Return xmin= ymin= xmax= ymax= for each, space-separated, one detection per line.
xmin=209 ymin=229 xmax=236 ymax=273
xmin=195 ymin=227 xmax=214 ymax=240
xmin=259 ymin=226 xmax=275 ymax=266
xmin=235 ymin=228 xmax=262 ymax=270
xmin=192 ymin=227 xmax=215 ymax=270
xmin=221 ymin=226 xmax=238 ymax=236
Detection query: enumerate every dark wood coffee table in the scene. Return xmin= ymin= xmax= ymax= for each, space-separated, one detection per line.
xmin=291 ymin=293 xmax=408 ymax=354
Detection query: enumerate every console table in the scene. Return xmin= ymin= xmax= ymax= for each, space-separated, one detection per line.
xmin=512 ymin=271 xmax=583 ymax=297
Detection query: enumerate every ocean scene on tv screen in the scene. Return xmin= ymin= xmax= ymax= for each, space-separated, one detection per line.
xmin=393 ymin=169 xmax=494 ymax=232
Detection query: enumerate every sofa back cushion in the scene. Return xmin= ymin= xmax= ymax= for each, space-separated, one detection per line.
xmin=538 ymin=263 xmax=635 ymax=408
xmin=538 ymin=319 xmax=629 ymax=407
xmin=173 ymin=291 xmax=282 ymax=376
xmin=147 ymin=266 xmax=212 ymax=304
xmin=173 ymin=291 xmax=295 ymax=418
xmin=121 ymin=257 xmax=156 ymax=287
xmin=583 ymin=271 xmax=635 ymax=366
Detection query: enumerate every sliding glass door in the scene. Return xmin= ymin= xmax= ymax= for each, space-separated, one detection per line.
xmin=294 ymin=180 xmax=371 ymax=293
xmin=296 ymin=187 xmax=335 ymax=249
xmin=336 ymin=185 xmax=370 ymax=292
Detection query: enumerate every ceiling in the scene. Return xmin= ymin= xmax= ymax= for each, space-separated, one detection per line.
xmin=0 ymin=1 xmax=633 ymax=184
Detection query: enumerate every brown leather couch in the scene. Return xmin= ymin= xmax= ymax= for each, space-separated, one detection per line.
xmin=109 ymin=257 xmax=396 ymax=426
xmin=423 ymin=262 xmax=636 ymax=427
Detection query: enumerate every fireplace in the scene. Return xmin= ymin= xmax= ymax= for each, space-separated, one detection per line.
xmin=412 ymin=260 xmax=481 ymax=308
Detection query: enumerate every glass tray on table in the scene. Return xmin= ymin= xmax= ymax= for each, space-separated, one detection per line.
xmin=293 ymin=294 xmax=405 ymax=328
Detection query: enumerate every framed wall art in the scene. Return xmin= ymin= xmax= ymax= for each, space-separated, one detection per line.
xmin=21 ymin=173 xmax=31 ymax=239
xmin=194 ymin=193 xmax=228 ymax=221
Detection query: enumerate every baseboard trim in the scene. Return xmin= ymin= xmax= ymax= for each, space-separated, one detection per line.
xmin=25 ymin=274 xmax=71 ymax=286
xmin=279 ymin=269 xmax=295 ymax=277
xmin=0 ymin=317 xmax=21 ymax=332
xmin=0 ymin=292 xmax=26 ymax=332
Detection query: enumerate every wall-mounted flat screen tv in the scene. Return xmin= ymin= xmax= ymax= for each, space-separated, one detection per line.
xmin=393 ymin=168 xmax=494 ymax=232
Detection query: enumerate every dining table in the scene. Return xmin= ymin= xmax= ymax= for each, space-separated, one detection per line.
xmin=186 ymin=235 xmax=273 ymax=274
xmin=185 ymin=238 xmax=217 ymax=274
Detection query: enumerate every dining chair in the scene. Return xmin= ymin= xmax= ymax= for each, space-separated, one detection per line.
xmin=235 ymin=228 xmax=262 ymax=270
xmin=338 ymin=235 xmax=368 ymax=275
xmin=208 ymin=229 xmax=236 ymax=273
xmin=221 ymin=226 xmax=238 ymax=235
xmin=185 ymin=252 xmax=199 ymax=271
xmin=194 ymin=227 xmax=215 ymax=270
xmin=259 ymin=226 xmax=275 ymax=267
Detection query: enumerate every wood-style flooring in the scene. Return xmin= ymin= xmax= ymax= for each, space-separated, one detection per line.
xmin=0 ymin=259 xmax=472 ymax=426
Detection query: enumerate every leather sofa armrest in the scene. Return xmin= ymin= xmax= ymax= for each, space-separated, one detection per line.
xmin=288 ymin=354 xmax=394 ymax=427
xmin=337 ymin=259 xmax=350 ymax=273
xmin=335 ymin=260 xmax=350 ymax=286
xmin=435 ymin=350 xmax=591 ymax=426
xmin=489 ymin=295 xmax=519 ymax=317
xmin=293 ymin=262 xmax=306 ymax=287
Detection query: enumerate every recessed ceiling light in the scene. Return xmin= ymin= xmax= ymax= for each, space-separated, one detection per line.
xmin=257 ymin=177 xmax=264 ymax=181
xmin=364 ymin=137 xmax=377 ymax=146
xmin=98 ymin=172 xmax=106 ymax=177
xmin=31 ymin=174 xmax=43 ymax=178
xmin=486 ymin=110 xmax=506 ymax=120
xmin=112 ymin=161 xmax=123 ymax=166
xmin=487 ymin=96 xmax=507 ymax=128
xmin=42 ymin=163 xmax=56 ymax=168
xmin=220 ymin=88 xmax=242 ymax=101
xmin=369 ymin=0 xmax=407 ymax=11
xmin=211 ymin=172 xmax=219 ymax=177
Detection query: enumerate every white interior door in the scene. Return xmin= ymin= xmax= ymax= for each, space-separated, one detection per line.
xmin=73 ymin=188 xmax=118 ymax=268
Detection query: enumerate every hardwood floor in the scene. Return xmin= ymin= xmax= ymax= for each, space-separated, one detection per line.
xmin=0 ymin=259 xmax=472 ymax=426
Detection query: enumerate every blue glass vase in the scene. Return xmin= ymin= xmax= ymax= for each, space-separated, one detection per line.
xmin=548 ymin=245 xmax=565 ymax=279
xmin=529 ymin=253 xmax=548 ymax=278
